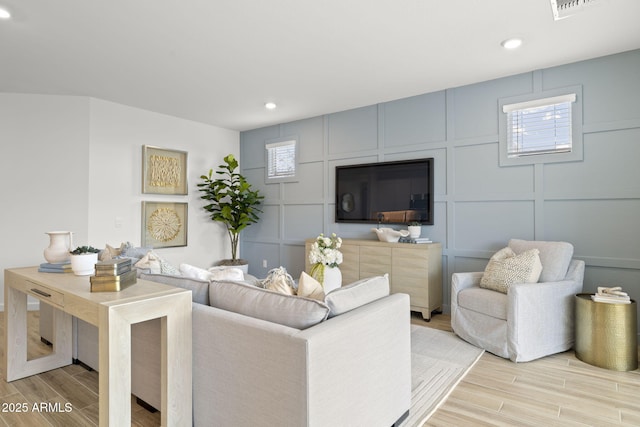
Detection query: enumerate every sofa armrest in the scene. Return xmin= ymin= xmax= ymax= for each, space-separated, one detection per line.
xmin=193 ymin=293 xmax=411 ymax=427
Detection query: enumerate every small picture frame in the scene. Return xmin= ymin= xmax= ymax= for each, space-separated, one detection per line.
xmin=142 ymin=145 xmax=188 ymax=195
xmin=142 ymin=202 xmax=188 ymax=248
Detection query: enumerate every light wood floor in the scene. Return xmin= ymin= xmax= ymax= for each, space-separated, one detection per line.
xmin=0 ymin=310 xmax=160 ymax=426
xmin=411 ymin=312 xmax=640 ymax=427
xmin=0 ymin=311 xmax=637 ymax=426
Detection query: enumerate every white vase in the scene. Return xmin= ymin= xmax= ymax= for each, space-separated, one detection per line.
xmin=322 ymin=266 xmax=342 ymax=294
xmin=70 ymin=253 xmax=98 ymax=276
xmin=44 ymin=231 xmax=73 ymax=264
xmin=408 ymin=225 xmax=421 ymax=239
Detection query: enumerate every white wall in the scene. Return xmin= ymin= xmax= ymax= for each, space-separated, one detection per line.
xmin=0 ymin=93 xmax=239 ymax=309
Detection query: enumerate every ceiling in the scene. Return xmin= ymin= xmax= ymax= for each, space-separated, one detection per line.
xmin=1 ymin=0 xmax=639 ymax=131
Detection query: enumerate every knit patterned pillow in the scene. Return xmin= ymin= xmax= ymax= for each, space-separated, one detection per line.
xmin=480 ymin=247 xmax=543 ymax=293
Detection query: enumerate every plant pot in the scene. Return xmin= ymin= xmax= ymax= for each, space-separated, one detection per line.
xmin=408 ymin=225 xmax=421 ymax=239
xmin=70 ymin=253 xmax=99 ymax=276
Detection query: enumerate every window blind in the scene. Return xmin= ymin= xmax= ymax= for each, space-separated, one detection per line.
xmin=266 ymin=140 xmax=296 ymax=179
xmin=503 ymin=93 xmax=576 ymax=157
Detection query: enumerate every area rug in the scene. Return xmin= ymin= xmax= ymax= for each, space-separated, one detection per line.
xmin=399 ymin=326 xmax=484 ymax=427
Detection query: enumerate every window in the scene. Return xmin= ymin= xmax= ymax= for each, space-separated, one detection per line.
xmin=504 ymin=94 xmax=575 ymax=157
xmin=498 ymin=86 xmax=583 ymax=166
xmin=265 ymin=138 xmax=297 ymax=182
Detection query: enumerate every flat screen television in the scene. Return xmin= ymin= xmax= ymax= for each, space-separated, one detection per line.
xmin=335 ymin=158 xmax=434 ymax=225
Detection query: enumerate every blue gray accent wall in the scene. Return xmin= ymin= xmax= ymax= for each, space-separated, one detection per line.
xmin=240 ymin=49 xmax=640 ymax=322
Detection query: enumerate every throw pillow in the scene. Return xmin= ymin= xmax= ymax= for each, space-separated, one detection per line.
xmin=297 ymin=272 xmax=324 ymax=300
xmin=480 ymin=247 xmax=543 ymax=293
xmin=508 ymin=239 xmax=573 ymax=282
xmin=135 ymin=251 xmax=180 ymax=275
xmin=324 ymin=274 xmax=390 ymax=317
xmin=180 ymin=263 xmax=212 ymax=281
xmin=209 ymin=280 xmax=330 ymax=329
xmin=207 ymin=266 xmax=245 ymax=281
xmin=261 ymin=266 xmax=295 ymax=295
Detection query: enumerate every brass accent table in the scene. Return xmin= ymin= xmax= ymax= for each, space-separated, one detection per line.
xmin=575 ymin=293 xmax=638 ymax=371
xmin=4 ymin=267 xmax=192 ymax=426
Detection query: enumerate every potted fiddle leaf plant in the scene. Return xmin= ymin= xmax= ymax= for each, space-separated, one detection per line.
xmin=69 ymin=245 xmax=100 ymax=276
xmin=197 ymin=154 xmax=263 ymax=271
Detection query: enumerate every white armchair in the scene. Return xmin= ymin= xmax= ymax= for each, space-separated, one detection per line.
xmin=451 ymin=239 xmax=585 ymax=362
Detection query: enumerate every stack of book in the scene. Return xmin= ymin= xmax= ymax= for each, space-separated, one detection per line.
xmin=38 ymin=262 xmax=72 ymax=273
xmin=90 ymin=258 xmax=136 ymax=292
xmin=591 ymin=286 xmax=631 ymax=304
xmin=399 ymin=237 xmax=433 ymax=244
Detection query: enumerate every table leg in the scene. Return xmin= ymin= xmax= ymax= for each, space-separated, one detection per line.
xmin=4 ymin=285 xmax=72 ymax=382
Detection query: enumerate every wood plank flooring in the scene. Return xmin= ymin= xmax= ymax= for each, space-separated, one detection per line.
xmin=410 ymin=312 xmax=640 ymax=427
xmin=0 ymin=310 xmax=160 ymax=426
xmin=0 ymin=310 xmax=637 ymax=426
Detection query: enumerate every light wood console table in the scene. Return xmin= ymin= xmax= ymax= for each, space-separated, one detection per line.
xmin=4 ymin=267 xmax=192 ymax=426
xmin=305 ymin=238 xmax=443 ymax=320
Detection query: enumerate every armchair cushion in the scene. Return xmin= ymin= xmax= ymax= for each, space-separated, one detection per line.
xmin=480 ymin=247 xmax=542 ymax=293
xmin=508 ymin=239 xmax=573 ymax=282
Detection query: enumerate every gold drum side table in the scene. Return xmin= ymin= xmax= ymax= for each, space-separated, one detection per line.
xmin=575 ymin=293 xmax=638 ymax=371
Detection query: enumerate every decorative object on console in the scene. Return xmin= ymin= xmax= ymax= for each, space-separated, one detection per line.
xmin=99 ymin=242 xmax=126 ymax=261
xmin=308 ymin=233 xmax=343 ymax=293
xmin=591 ymin=286 xmax=631 ymax=304
xmin=44 ymin=231 xmax=73 ymax=264
xmin=38 ymin=262 xmax=71 ymax=273
xmin=371 ymin=227 xmax=410 ymax=243
xmin=142 ymin=145 xmax=188 ymax=195
xmin=407 ymin=221 xmax=421 ymax=239
xmin=197 ymin=154 xmax=263 ymax=269
xmin=141 ymin=201 xmax=188 ymax=248
xmin=90 ymin=258 xmax=136 ymax=292
xmin=69 ymin=245 xmax=100 ymax=276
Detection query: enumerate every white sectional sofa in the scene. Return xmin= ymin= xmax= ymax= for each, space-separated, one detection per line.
xmin=41 ymin=273 xmax=412 ymax=426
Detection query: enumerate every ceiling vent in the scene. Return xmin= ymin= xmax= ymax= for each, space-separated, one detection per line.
xmin=550 ymin=0 xmax=602 ymax=20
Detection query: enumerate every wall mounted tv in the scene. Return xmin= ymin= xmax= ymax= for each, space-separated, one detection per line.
xmin=335 ymin=158 xmax=434 ymax=225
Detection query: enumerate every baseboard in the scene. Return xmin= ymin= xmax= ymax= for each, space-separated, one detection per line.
xmin=72 ymin=358 xmax=94 ymax=372
xmin=392 ymin=409 xmax=410 ymax=426
xmin=136 ymin=397 xmax=158 ymax=413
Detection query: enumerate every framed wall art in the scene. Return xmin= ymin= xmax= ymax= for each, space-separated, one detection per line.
xmin=142 ymin=202 xmax=188 ymax=248
xmin=142 ymin=145 xmax=188 ymax=195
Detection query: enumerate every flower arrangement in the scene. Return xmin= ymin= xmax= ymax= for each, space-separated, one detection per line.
xmin=309 ymin=233 xmax=343 ymax=285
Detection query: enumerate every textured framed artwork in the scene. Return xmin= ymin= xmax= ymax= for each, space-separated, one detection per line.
xmin=142 ymin=145 xmax=188 ymax=195
xmin=142 ymin=202 xmax=188 ymax=248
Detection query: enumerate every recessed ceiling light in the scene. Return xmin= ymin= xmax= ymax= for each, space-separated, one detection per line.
xmin=501 ymin=38 xmax=523 ymax=50
xmin=265 ymin=102 xmax=277 ymax=110
xmin=0 ymin=8 xmax=11 ymax=19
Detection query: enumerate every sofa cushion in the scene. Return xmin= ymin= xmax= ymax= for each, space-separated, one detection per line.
xmin=209 ymin=280 xmax=330 ymax=329
xmin=480 ymin=247 xmax=542 ymax=294
xmin=324 ymin=274 xmax=390 ymax=317
xmin=139 ymin=272 xmax=209 ymax=305
xmin=508 ymin=239 xmax=573 ymax=282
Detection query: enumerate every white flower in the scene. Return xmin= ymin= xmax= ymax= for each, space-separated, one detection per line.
xmin=308 ymin=233 xmax=343 ymax=268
